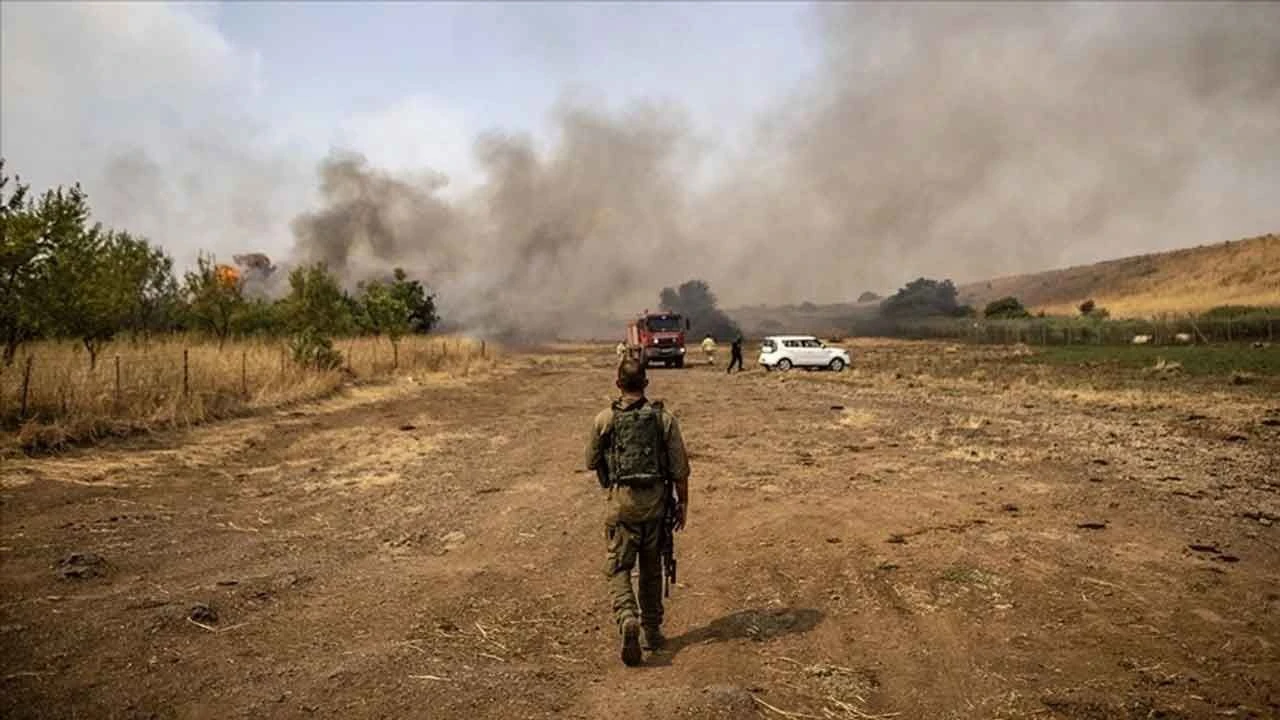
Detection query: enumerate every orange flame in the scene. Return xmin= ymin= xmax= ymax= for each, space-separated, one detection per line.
xmin=214 ymin=264 xmax=240 ymax=288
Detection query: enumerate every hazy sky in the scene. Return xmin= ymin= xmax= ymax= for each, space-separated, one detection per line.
xmin=3 ymin=2 xmax=1277 ymax=323
xmin=2 ymin=2 xmax=818 ymax=256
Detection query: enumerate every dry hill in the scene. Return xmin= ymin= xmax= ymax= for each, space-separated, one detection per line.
xmin=729 ymin=234 xmax=1279 ymax=335
xmin=955 ymin=233 xmax=1279 ymax=317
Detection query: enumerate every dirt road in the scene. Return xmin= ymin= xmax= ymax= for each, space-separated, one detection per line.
xmin=3 ymin=342 xmax=1278 ymax=719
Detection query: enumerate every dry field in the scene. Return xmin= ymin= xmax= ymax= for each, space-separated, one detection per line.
xmin=1 ymin=340 xmax=1277 ymax=719
xmin=0 ymin=334 xmax=496 ymax=455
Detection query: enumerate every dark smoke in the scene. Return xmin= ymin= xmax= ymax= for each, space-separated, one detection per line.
xmin=286 ymin=3 xmax=1280 ymax=338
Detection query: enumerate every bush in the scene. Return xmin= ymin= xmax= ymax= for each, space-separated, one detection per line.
xmin=983 ymin=296 xmax=1031 ymax=319
xmin=290 ymin=329 xmax=344 ymax=370
xmin=881 ymin=278 xmax=967 ymax=318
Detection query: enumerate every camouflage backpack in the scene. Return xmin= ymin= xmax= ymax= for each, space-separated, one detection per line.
xmin=606 ymin=399 xmax=667 ymax=488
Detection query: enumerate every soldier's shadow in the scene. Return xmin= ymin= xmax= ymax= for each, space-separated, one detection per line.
xmin=648 ymin=607 xmax=824 ymax=665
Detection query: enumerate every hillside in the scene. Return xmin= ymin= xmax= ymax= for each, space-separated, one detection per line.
xmin=728 ymin=233 xmax=1279 ymax=335
xmin=956 ymin=233 xmax=1280 ymax=317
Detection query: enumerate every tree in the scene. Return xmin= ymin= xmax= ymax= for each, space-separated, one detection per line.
xmin=857 ymin=291 xmax=882 ymax=303
xmin=983 ymin=296 xmax=1031 ymax=319
xmin=281 ymin=262 xmax=353 ymax=336
xmin=358 ymin=279 xmax=411 ymax=367
xmin=184 ymin=253 xmax=246 ymax=347
xmin=0 ymin=162 xmax=46 ymax=364
xmin=115 ymin=235 xmax=180 ymax=339
xmin=880 ymin=278 xmax=966 ymax=318
xmin=658 ymin=279 xmax=741 ymax=340
xmin=1079 ymin=299 xmax=1096 ymax=316
xmin=388 ymin=268 xmax=437 ymax=333
xmin=45 ymin=227 xmax=150 ymax=369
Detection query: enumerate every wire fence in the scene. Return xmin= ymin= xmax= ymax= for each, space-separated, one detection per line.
xmin=0 ymin=335 xmax=489 ymax=430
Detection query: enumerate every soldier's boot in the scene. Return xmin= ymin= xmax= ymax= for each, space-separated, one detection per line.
xmin=641 ymin=625 xmax=665 ymax=651
xmin=620 ymin=618 xmax=642 ymax=667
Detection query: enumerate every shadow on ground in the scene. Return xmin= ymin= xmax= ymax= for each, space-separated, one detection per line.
xmin=652 ymin=607 xmax=824 ymax=664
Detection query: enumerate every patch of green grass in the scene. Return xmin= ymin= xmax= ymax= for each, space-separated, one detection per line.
xmin=1024 ymin=344 xmax=1280 ymax=376
xmin=940 ymin=565 xmax=987 ymax=584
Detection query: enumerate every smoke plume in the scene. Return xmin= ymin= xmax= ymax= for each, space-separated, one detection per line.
xmin=281 ymin=3 xmax=1279 ymax=338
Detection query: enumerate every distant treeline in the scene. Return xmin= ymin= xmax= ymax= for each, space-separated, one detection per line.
xmin=844 ymin=276 xmax=1278 ymax=344
xmin=1 ymin=160 xmax=438 ymax=370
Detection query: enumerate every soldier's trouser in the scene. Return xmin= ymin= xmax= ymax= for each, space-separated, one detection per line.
xmin=606 ymin=519 xmax=664 ymax=632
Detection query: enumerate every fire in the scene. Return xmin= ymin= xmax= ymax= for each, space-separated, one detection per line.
xmin=214 ymin=264 xmax=241 ymax=288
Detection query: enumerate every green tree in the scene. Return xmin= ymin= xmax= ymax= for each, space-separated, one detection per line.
xmin=388 ymin=268 xmax=438 ymax=333
xmin=880 ymin=278 xmax=966 ymax=318
xmin=281 ymin=262 xmax=353 ymax=336
xmin=231 ymin=298 xmax=286 ymax=337
xmin=1078 ymin=299 xmax=1096 ymax=316
xmin=184 ymin=253 xmax=245 ymax=348
xmin=983 ymin=296 xmax=1031 ymax=319
xmin=358 ymin=279 xmax=411 ymax=367
xmin=0 ymin=162 xmax=45 ymax=364
xmin=115 ymin=235 xmax=180 ymax=339
xmin=1 ymin=167 xmax=94 ymax=364
xmin=46 ymin=227 xmax=155 ymax=369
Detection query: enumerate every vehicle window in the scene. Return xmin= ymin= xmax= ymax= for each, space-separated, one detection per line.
xmin=804 ymin=339 xmax=821 ymax=348
xmin=644 ymin=315 xmax=683 ymax=332
xmin=784 ymin=340 xmax=798 ymax=348
xmin=761 ymin=340 xmax=776 ymax=352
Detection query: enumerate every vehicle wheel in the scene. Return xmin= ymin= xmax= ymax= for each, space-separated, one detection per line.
xmin=829 ymin=358 xmax=846 ymax=372
xmin=675 ymin=358 xmax=685 ymax=369
xmin=777 ymin=358 xmax=792 ymax=371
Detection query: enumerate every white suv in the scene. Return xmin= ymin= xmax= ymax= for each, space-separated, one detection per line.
xmin=758 ymin=335 xmax=850 ymax=371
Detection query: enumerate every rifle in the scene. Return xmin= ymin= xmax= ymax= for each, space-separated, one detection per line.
xmin=660 ymin=479 xmax=678 ymax=597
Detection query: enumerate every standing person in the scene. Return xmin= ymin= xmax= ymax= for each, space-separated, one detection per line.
xmin=726 ymin=335 xmax=744 ymax=373
xmin=700 ymin=334 xmax=717 ymax=366
xmin=585 ymin=358 xmax=690 ymax=666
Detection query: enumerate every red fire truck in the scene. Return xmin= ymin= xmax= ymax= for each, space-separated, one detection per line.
xmin=626 ymin=310 xmax=691 ymax=368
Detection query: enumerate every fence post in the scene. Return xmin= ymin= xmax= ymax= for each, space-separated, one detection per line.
xmin=182 ymin=349 xmax=190 ymax=399
xmin=114 ymin=355 xmax=121 ymax=410
xmin=481 ymin=340 xmax=486 ymax=358
xmin=241 ymin=350 xmax=248 ymax=398
xmin=393 ymin=341 xmax=399 ymax=370
xmin=20 ymin=355 xmax=33 ymax=419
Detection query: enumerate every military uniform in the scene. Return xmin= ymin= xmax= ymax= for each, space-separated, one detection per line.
xmin=585 ymin=394 xmax=690 ymax=657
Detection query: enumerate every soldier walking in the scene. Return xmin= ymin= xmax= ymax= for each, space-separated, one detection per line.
xmin=700 ymin=334 xmax=717 ymax=365
xmin=585 ymin=358 xmax=690 ymax=666
xmin=726 ymin=335 xmax=744 ymax=373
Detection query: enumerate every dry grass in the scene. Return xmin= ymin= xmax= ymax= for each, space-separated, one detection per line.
xmin=0 ymin=334 xmax=497 ymax=454
xmin=957 ymin=233 xmax=1280 ymax=317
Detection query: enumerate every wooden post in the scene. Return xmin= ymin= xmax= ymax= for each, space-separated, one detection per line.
xmin=392 ymin=342 xmax=399 ymax=370
xmin=114 ymin=355 xmax=121 ymax=410
xmin=182 ymin=349 xmax=190 ymax=398
xmin=481 ymin=340 xmax=486 ymax=358
xmin=241 ymin=350 xmax=248 ymax=398
xmin=20 ymin=355 xmax=33 ymax=419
